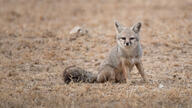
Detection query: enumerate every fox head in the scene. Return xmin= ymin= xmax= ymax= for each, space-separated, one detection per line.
xmin=115 ymin=21 xmax=142 ymax=50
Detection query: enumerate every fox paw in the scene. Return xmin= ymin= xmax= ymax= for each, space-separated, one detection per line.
xmin=141 ymin=78 xmax=148 ymax=83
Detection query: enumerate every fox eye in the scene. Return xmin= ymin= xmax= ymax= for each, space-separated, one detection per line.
xmin=121 ymin=37 xmax=126 ymax=40
xmin=130 ymin=37 xmax=135 ymax=40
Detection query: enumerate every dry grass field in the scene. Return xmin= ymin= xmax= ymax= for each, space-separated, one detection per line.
xmin=0 ymin=0 xmax=192 ymax=107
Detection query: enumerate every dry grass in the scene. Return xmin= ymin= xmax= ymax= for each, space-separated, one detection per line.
xmin=0 ymin=0 xmax=192 ymax=107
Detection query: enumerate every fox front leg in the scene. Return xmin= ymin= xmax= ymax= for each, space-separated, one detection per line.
xmin=121 ymin=58 xmax=133 ymax=83
xmin=135 ymin=61 xmax=147 ymax=82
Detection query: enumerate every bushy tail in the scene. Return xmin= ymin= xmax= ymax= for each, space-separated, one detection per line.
xmin=63 ymin=65 xmax=97 ymax=84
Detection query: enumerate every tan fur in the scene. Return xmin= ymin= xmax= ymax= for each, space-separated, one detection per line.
xmin=63 ymin=21 xmax=147 ymax=84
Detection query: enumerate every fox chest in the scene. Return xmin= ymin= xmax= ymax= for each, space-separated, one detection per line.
xmin=124 ymin=57 xmax=139 ymax=65
xmin=117 ymin=57 xmax=140 ymax=69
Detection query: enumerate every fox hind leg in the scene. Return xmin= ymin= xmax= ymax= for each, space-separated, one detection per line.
xmin=97 ymin=66 xmax=115 ymax=83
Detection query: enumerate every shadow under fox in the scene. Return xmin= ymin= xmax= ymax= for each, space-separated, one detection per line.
xmin=63 ymin=21 xmax=147 ymax=84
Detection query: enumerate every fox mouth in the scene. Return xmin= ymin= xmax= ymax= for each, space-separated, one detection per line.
xmin=124 ymin=42 xmax=138 ymax=48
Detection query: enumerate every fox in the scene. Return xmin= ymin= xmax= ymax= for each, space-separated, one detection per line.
xmin=63 ymin=21 xmax=147 ymax=84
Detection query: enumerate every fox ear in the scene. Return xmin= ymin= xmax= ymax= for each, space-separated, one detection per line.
xmin=132 ymin=22 xmax=142 ymax=33
xmin=114 ymin=20 xmax=123 ymax=33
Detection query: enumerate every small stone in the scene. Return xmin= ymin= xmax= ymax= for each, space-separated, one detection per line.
xmin=158 ymin=84 xmax=164 ymax=88
xmin=69 ymin=26 xmax=88 ymax=36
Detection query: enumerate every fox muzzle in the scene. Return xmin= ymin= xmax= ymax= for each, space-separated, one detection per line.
xmin=125 ymin=41 xmax=132 ymax=46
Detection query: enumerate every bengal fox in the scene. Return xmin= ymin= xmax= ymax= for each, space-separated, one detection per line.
xmin=63 ymin=21 xmax=147 ymax=83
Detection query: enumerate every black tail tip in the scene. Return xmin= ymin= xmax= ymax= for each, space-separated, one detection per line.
xmin=63 ymin=65 xmax=76 ymax=84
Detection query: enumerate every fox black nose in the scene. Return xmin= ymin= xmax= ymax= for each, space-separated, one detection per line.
xmin=126 ymin=42 xmax=129 ymax=46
